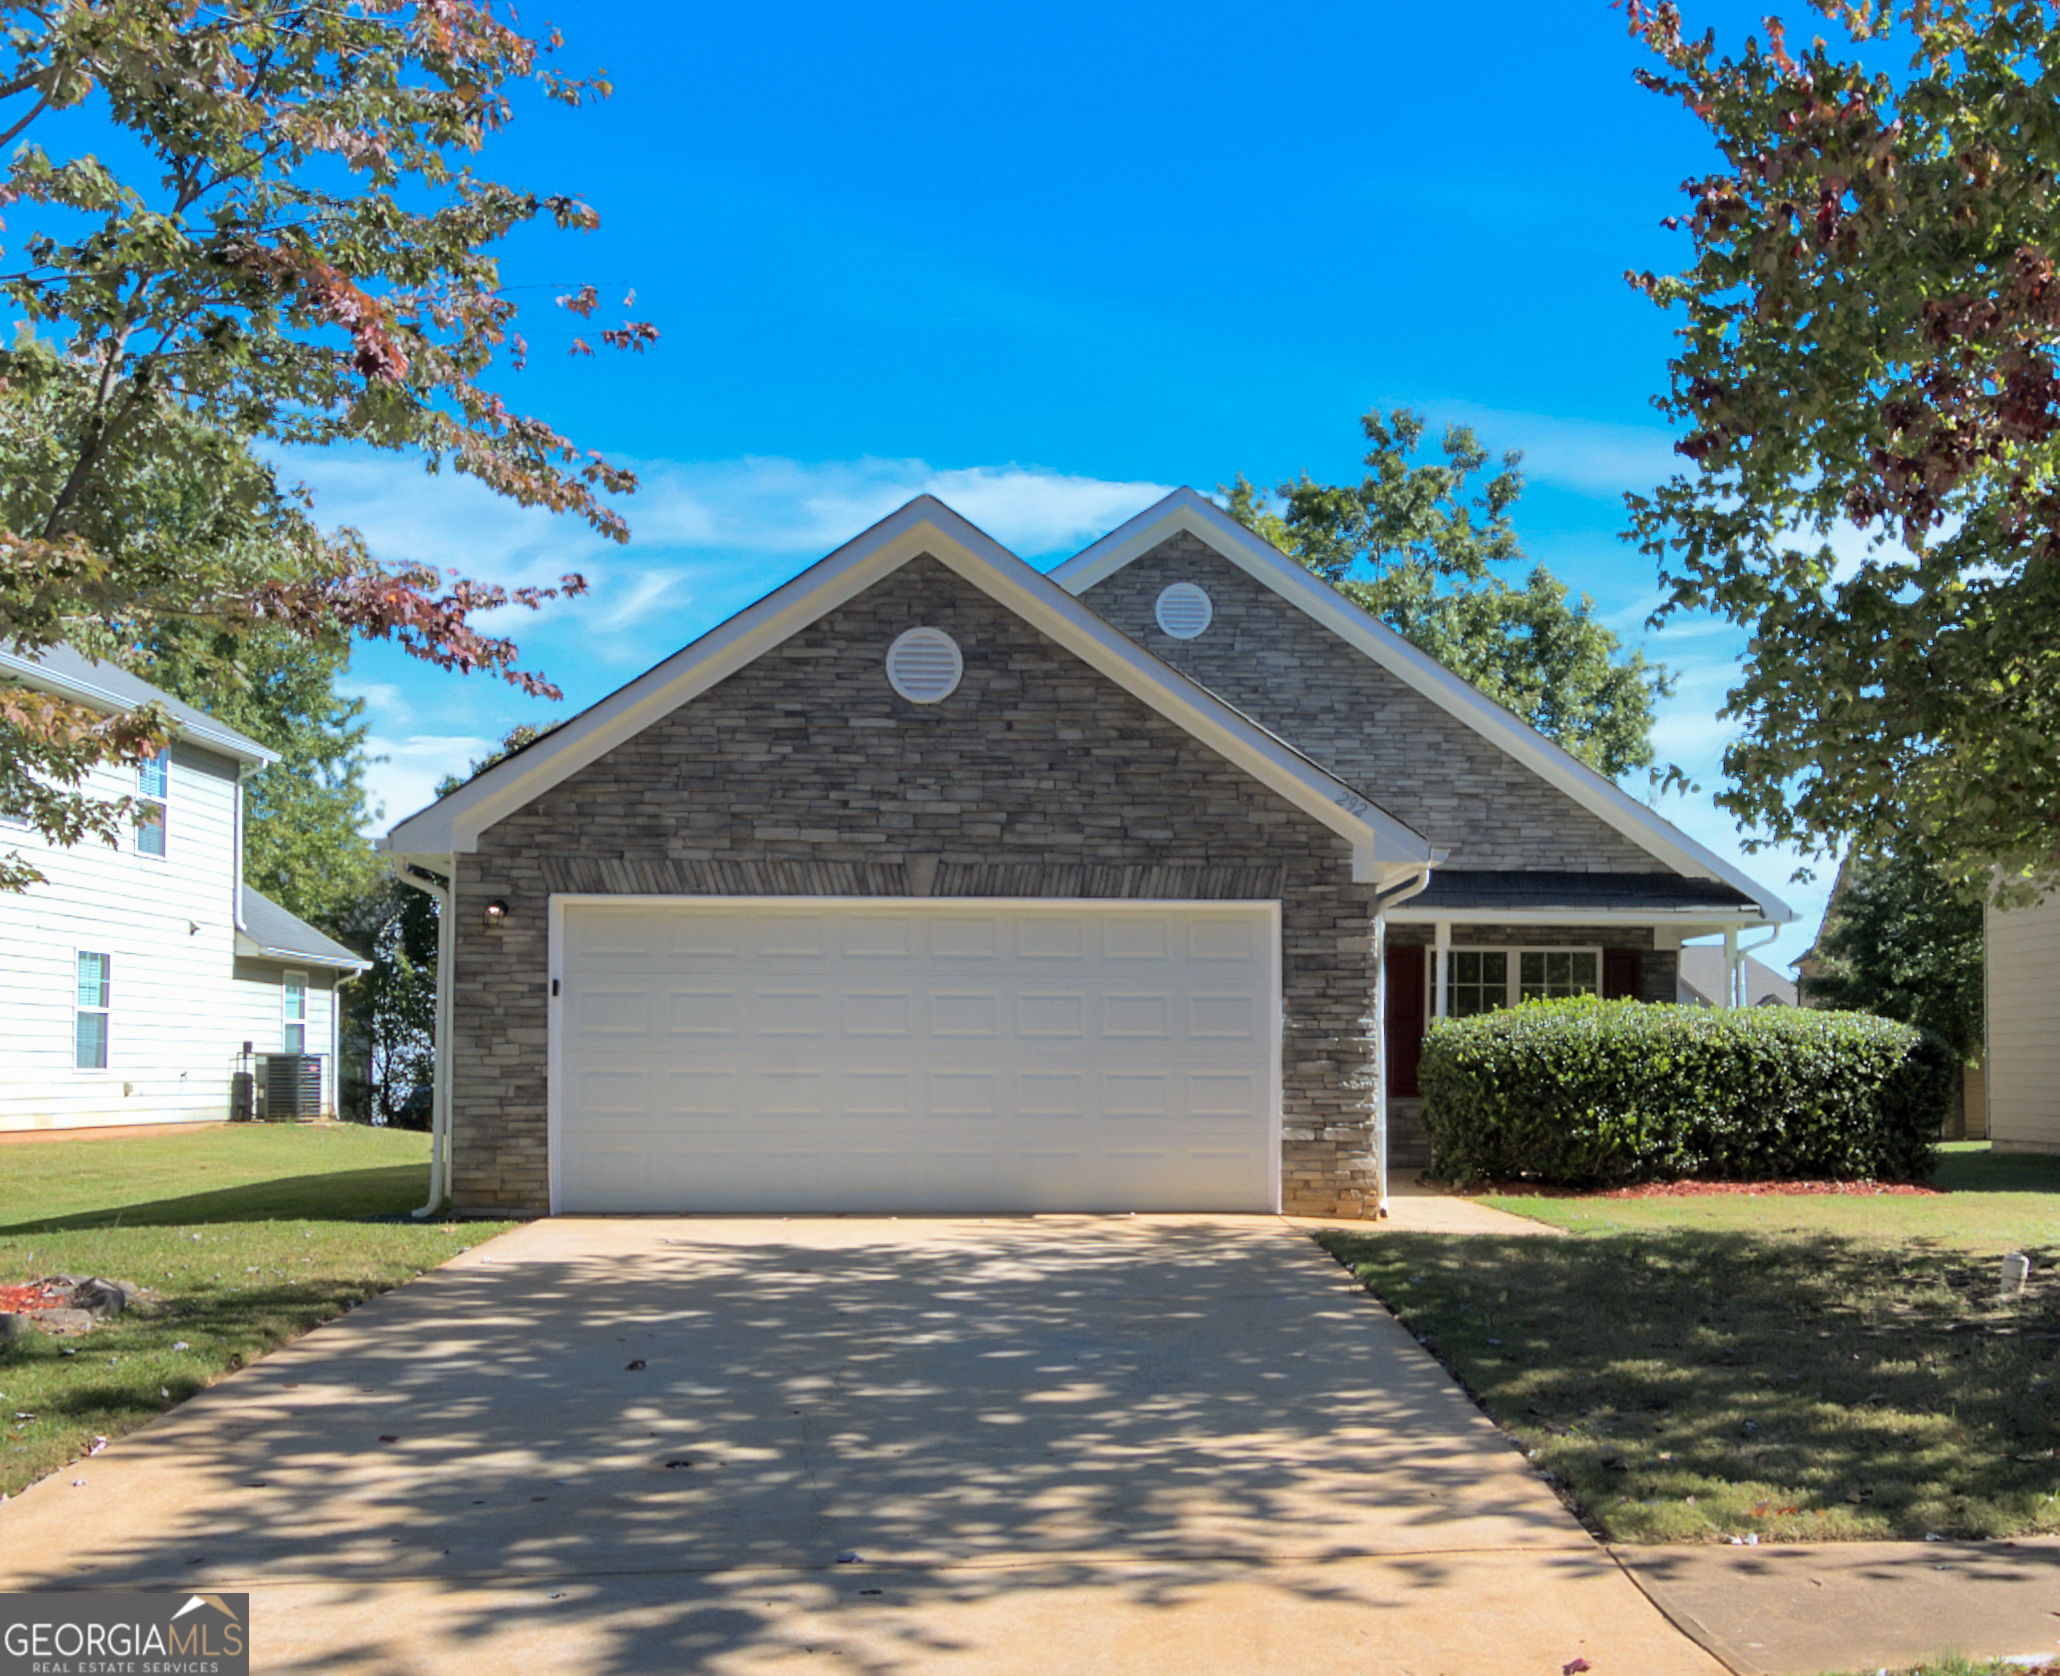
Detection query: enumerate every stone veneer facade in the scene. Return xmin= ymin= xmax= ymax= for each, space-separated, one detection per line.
xmin=1079 ymin=533 xmax=1672 ymax=872
xmin=451 ymin=555 xmax=1388 ymax=1217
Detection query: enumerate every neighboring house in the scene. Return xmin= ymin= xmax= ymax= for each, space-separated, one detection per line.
xmin=1677 ymin=944 xmax=1797 ymax=1008
xmin=384 ymin=489 xmax=1792 ymax=1219
xmin=0 ymin=645 xmax=368 ymax=1131
xmin=1984 ymin=893 xmax=2060 ymax=1153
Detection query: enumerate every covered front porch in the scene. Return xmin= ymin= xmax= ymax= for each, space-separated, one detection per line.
xmin=1374 ymin=871 xmax=1785 ymax=1184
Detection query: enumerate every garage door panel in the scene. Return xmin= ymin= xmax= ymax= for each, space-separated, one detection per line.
xmin=930 ymin=990 xmax=1000 ymax=1037
xmin=556 ymin=901 xmax=1276 ymax=1213
xmin=1187 ymin=993 xmax=1259 ymax=1039
xmin=1015 ymin=991 xmax=1085 ymax=1038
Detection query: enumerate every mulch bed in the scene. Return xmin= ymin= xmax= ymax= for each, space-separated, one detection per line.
xmin=1467 ymin=1178 xmax=1942 ymax=1200
xmin=0 ymin=1281 xmax=71 ymax=1313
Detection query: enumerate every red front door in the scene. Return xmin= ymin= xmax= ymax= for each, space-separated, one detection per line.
xmin=1386 ymin=947 xmax=1427 ymax=1098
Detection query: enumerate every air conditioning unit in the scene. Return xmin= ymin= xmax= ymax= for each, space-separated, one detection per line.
xmin=263 ymin=1053 xmax=323 ymax=1122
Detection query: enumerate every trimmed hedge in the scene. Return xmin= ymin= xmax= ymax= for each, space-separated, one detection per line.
xmin=1418 ymin=998 xmax=1951 ymax=1187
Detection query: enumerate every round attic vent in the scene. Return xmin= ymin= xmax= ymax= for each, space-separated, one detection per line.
xmin=885 ymin=627 xmax=964 ymax=703
xmin=1155 ymin=582 xmax=1213 ymax=640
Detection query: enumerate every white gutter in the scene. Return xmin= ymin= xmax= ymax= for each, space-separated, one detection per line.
xmin=394 ymin=859 xmax=454 ymax=1220
xmin=1371 ymin=863 xmax=1437 ymax=1220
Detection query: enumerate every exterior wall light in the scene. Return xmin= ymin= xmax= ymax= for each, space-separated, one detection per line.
xmin=483 ymin=899 xmax=510 ymax=929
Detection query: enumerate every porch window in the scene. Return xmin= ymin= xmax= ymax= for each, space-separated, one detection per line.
xmin=1443 ymin=945 xmax=1602 ymax=1016
xmin=1519 ymin=950 xmax=1598 ymax=1002
xmin=1446 ymin=950 xmax=1509 ymax=1018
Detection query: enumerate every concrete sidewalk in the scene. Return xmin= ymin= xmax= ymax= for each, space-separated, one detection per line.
xmin=1616 ymin=1537 xmax=2060 ymax=1675
xmin=0 ymin=1215 xmax=1719 ymax=1675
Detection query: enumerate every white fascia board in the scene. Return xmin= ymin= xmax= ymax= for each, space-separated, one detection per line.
xmin=234 ymin=930 xmax=370 ymax=972
xmin=1383 ymin=907 xmax=1768 ymax=929
xmin=0 ymin=647 xmax=277 ymax=767
xmin=386 ymin=496 xmax=1431 ymax=881
xmin=1055 ymin=488 xmax=1795 ymax=925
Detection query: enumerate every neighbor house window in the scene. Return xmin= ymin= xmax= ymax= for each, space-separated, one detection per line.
xmin=75 ymin=951 xmax=110 ymax=1069
xmin=282 ymin=970 xmax=307 ymax=1054
xmin=135 ymin=749 xmax=168 ymax=857
xmin=1443 ymin=946 xmax=1601 ymax=1016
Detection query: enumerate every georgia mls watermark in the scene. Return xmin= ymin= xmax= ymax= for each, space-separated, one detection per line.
xmin=0 ymin=1593 xmax=248 ymax=1676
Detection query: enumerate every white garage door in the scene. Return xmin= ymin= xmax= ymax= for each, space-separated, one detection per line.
xmin=551 ymin=898 xmax=1279 ymax=1214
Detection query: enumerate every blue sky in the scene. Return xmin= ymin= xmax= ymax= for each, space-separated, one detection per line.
xmin=289 ymin=0 xmax=1831 ymax=962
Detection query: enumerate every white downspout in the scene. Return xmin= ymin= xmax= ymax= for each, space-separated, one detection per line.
xmin=1723 ymin=924 xmax=1741 ymax=1008
xmin=394 ymin=860 xmax=454 ymax=1220
xmin=1733 ymin=923 xmax=1780 ymax=1007
xmin=1372 ymin=865 xmax=1436 ymax=1220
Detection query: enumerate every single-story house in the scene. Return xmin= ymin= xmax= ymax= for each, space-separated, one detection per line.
xmin=0 ymin=645 xmax=368 ymax=1129
xmin=1677 ymin=944 xmax=1796 ymax=1008
xmin=384 ymin=489 xmax=1791 ymax=1218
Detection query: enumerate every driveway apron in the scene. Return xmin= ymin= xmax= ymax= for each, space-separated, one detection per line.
xmin=0 ymin=1216 xmax=1722 ymax=1674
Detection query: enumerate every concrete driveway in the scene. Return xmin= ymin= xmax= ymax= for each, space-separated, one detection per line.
xmin=0 ymin=1217 xmax=1721 ymax=1674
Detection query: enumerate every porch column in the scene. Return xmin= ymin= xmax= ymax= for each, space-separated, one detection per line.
xmin=1433 ymin=919 xmax=1452 ymax=1021
xmin=1724 ymin=924 xmax=1740 ymax=1009
xmin=1372 ymin=907 xmax=1389 ymax=1220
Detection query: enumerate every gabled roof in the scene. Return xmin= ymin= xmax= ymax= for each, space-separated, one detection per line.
xmin=1052 ymin=488 xmax=1793 ymax=925
xmin=0 ymin=643 xmax=276 ymax=767
xmin=238 ymin=887 xmax=369 ymax=972
xmin=384 ymin=496 xmax=1434 ymax=885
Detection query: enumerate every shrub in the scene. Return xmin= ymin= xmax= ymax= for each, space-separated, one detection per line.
xmin=1418 ymin=998 xmax=1951 ymax=1187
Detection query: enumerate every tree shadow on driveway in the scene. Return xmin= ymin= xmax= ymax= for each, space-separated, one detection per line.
xmin=0 ymin=1218 xmax=1651 ymax=1675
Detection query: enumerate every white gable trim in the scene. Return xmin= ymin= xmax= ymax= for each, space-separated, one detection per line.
xmin=384 ymin=495 xmax=1432 ymax=884
xmin=1054 ymin=488 xmax=1793 ymax=924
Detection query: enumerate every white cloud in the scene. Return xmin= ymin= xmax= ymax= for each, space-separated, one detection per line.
xmin=616 ymin=455 xmax=1173 ymax=561
xmin=1418 ymin=400 xmax=1683 ymax=499
xmin=277 ymin=447 xmax=1175 ymax=650
xmin=361 ymin=732 xmax=494 ymax=833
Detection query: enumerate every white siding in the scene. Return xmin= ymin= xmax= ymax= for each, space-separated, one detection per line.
xmin=225 ymin=960 xmax=342 ymax=1117
xmin=0 ymin=742 xmax=258 ymax=1129
xmin=1985 ymin=895 xmax=2060 ymax=1153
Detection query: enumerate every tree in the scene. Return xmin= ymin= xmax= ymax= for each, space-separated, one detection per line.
xmin=341 ymin=873 xmax=436 ymax=1126
xmin=1625 ymin=0 xmax=2060 ymax=898
xmin=344 ymin=724 xmax=541 ymax=1124
xmin=1226 ymin=408 xmax=1673 ymax=779
xmin=0 ymin=1 xmax=653 ymax=889
xmin=1800 ymin=846 xmax=1985 ymax=1065
xmin=112 ymin=618 xmax=382 ymax=937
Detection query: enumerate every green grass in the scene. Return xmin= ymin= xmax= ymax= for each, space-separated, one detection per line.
xmin=0 ymin=1125 xmax=511 ymax=1498
xmin=1322 ymin=1146 xmax=2060 ymax=1544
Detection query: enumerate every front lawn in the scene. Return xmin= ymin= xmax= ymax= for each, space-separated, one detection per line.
xmin=1322 ymin=1146 xmax=2060 ymax=1544
xmin=0 ymin=1125 xmax=510 ymax=1498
